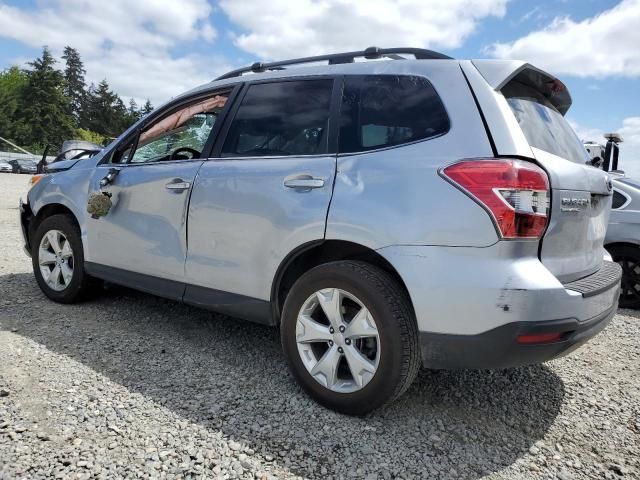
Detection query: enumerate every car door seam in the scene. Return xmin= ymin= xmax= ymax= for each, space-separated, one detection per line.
xmin=182 ymin=161 xmax=205 ymax=293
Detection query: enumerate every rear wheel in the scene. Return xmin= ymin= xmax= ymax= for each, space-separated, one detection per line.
xmin=281 ymin=261 xmax=420 ymax=415
xmin=32 ymin=214 xmax=95 ymax=303
xmin=608 ymin=244 xmax=640 ymax=309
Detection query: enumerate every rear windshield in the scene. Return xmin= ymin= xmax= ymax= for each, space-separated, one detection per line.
xmin=503 ymin=81 xmax=589 ymax=164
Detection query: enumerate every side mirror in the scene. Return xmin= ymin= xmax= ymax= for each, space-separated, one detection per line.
xmin=37 ymin=143 xmax=52 ymax=174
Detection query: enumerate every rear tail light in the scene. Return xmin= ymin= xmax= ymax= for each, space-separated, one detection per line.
xmin=441 ymin=159 xmax=550 ymax=239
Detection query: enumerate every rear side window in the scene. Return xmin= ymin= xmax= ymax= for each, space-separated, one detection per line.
xmin=503 ymin=81 xmax=589 ymax=164
xmin=221 ymin=79 xmax=333 ymax=157
xmin=338 ymin=75 xmax=449 ymax=154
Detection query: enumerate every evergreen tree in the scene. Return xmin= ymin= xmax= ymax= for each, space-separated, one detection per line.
xmin=113 ymin=95 xmax=129 ymax=133
xmin=2 ymin=46 xmax=157 ymax=151
xmin=79 ymin=82 xmax=96 ymax=131
xmin=128 ymin=98 xmax=140 ymax=122
xmin=82 ymin=79 xmax=129 ymax=137
xmin=61 ymin=46 xmax=86 ymax=122
xmin=14 ymin=47 xmax=74 ymax=150
xmin=141 ymin=99 xmax=154 ymax=116
xmin=0 ymin=66 xmax=28 ymax=140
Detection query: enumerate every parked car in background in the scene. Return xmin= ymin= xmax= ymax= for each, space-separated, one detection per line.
xmin=20 ymin=47 xmax=620 ymax=414
xmin=607 ymin=174 xmax=640 ymax=308
xmin=584 ymin=141 xmax=605 ymax=169
xmin=585 ymin=136 xmax=640 ymax=308
xmin=8 ymin=159 xmax=37 ymax=174
xmin=37 ymin=140 xmax=103 ymax=174
xmin=0 ymin=160 xmax=13 ymax=173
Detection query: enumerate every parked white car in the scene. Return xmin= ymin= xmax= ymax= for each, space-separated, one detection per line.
xmin=0 ymin=160 xmax=14 ymax=173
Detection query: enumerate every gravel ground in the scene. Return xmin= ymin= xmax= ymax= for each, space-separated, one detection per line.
xmin=0 ymin=172 xmax=638 ymax=480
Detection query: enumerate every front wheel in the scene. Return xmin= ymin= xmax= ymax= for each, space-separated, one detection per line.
xmin=608 ymin=245 xmax=640 ymax=309
xmin=281 ymin=261 xmax=420 ymax=415
xmin=32 ymin=214 xmax=95 ymax=303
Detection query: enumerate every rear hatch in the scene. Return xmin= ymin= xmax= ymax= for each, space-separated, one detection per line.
xmin=474 ymin=63 xmax=612 ymax=283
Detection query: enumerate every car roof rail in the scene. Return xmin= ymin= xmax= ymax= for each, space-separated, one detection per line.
xmin=214 ymin=46 xmax=453 ymax=81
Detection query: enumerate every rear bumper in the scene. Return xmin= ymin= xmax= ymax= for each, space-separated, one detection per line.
xmin=377 ymin=243 xmax=621 ymax=369
xmin=419 ymin=300 xmax=617 ymax=369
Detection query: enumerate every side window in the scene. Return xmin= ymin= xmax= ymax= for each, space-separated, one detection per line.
xmin=612 ymin=190 xmax=627 ymax=209
xmin=116 ymin=92 xmax=229 ymax=164
xmin=338 ymin=75 xmax=450 ymax=154
xmin=221 ymin=79 xmax=333 ymax=157
xmin=111 ymin=139 xmax=134 ymax=164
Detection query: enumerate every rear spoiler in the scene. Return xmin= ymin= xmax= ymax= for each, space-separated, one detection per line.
xmin=471 ymin=60 xmax=572 ymax=115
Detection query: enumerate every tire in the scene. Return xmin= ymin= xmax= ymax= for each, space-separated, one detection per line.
xmin=281 ymin=260 xmax=420 ymax=415
xmin=608 ymin=245 xmax=640 ymax=309
xmin=31 ymin=214 xmax=96 ymax=303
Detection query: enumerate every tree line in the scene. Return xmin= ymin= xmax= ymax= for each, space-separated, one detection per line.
xmin=0 ymin=46 xmax=154 ymax=154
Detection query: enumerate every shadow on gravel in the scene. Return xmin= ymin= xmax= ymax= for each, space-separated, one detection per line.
xmin=1 ymin=272 xmax=565 ymax=479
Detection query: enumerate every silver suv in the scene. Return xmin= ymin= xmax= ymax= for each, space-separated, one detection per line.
xmin=20 ymin=47 xmax=621 ymax=415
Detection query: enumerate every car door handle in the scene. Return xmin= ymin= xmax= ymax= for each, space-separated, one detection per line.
xmin=165 ymin=179 xmax=191 ymax=191
xmin=284 ymin=176 xmax=325 ymax=189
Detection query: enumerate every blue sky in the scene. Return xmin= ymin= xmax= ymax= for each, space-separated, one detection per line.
xmin=0 ymin=0 xmax=638 ymax=170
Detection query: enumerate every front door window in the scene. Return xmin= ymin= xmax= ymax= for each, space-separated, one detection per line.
xmin=116 ymin=93 xmax=229 ymax=164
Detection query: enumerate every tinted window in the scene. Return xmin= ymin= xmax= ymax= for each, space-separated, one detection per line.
xmin=612 ymin=190 xmax=627 ymax=209
xmin=338 ymin=75 xmax=449 ymax=154
xmin=503 ymin=81 xmax=589 ymax=165
xmin=221 ymin=79 xmax=333 ymax=157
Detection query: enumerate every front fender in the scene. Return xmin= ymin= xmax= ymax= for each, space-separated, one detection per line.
xmin=28 ymin=167 xmax=93 ymax=255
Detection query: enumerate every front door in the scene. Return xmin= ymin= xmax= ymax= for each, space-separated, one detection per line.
xmin=85 ymin=90 xmax=233 ymax=289
xmin=185 ymin=78 xmax=338 ymax=308
xmin=86 ymin=160 xmax=203 ymax=284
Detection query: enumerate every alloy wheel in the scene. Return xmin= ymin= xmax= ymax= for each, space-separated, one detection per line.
xmin=38 ymin=229 xmax=74 ymax=292
xmin=296 ymin=288 xmax=380 ymax=393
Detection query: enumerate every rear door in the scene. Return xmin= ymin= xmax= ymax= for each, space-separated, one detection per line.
xmin=185 ymin=77 xmax=337 ymax=305
xmin=501 ymin=80 xmax=612 ymax=282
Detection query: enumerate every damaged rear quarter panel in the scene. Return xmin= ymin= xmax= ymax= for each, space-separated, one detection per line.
xmin=376 ymin=243 xmax=568 ymax=335
xmin=325 ymin=62 xmax=497 ymax=250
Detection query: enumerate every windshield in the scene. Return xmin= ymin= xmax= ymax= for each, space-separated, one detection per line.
xmin=503 ymin=81 xmax=589 ymax=164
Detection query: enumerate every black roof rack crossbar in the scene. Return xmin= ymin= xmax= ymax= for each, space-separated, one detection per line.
xmin=215 ymin=46 xmax=452 ymax=81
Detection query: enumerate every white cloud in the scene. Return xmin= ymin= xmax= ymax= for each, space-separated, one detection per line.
xmin=487 ymin=0 xmax=640 ymax=78
xmin=511 ymin=6 xmax=546 ymax=27
xmin=219 ymin=0 xmax=509 ymax=60
xmin=569 ymin=120 xmax=605 ymax=145
xmin=571 ymin=117 xmax=640 ymax=177
xmin=83 ymin=51 xmax=235 ymax=107
xmin=0 ymin=0 xmax=221 ymax=104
